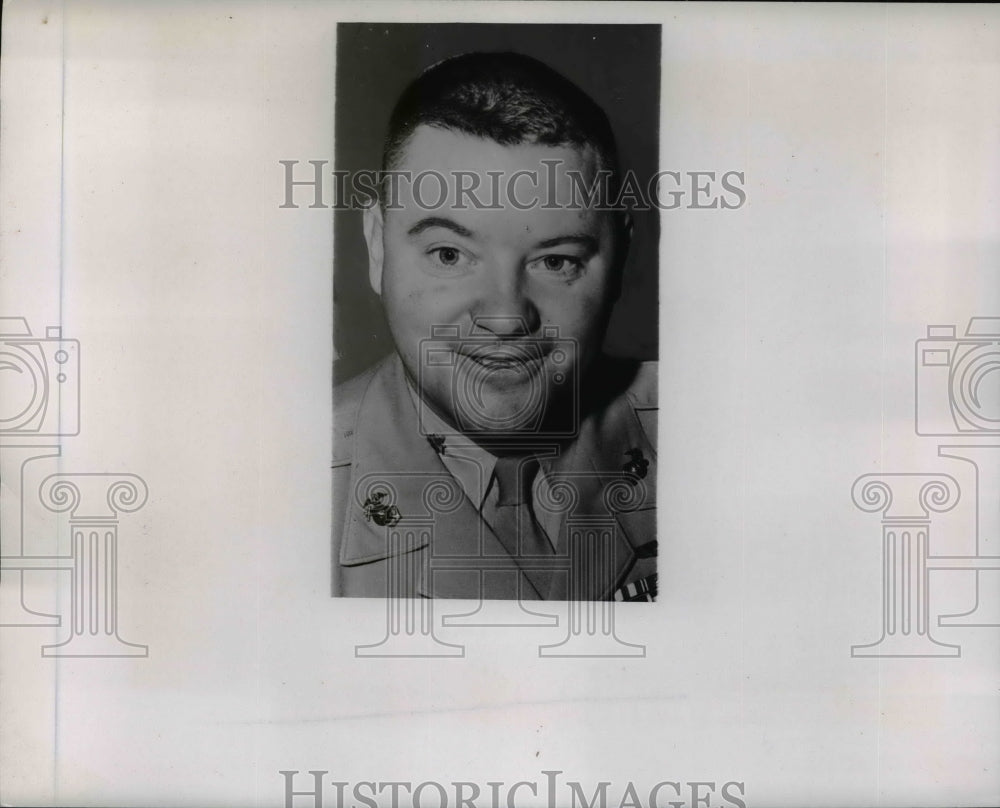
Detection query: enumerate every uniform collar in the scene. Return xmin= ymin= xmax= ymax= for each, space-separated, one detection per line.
xmin=404 ymin=378 xmax=498 ymax=509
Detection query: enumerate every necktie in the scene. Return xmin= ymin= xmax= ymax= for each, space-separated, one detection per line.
xmin=483 ymin=455 xmax=554 ymax=599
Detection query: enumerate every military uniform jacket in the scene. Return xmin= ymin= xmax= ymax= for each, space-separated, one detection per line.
xmin=332 ymin=353 xmax=658 ymax=601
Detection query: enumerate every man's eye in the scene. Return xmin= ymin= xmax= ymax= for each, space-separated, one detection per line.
xmin=532 ymin=255 xmax=585 ymax=276
xmin=430 ymin=247 xmax=464 ymax=267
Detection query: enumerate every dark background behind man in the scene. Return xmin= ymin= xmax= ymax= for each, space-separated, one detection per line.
xmin=333 ymin=23 xmax=660 ymax=384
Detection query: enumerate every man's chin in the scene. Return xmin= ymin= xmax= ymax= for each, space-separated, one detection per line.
xmin=438 ymin=374 xmax=541 ymax=432
xmin=453 ymin=400 xmax=544 ymax=436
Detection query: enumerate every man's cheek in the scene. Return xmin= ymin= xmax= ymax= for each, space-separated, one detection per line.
xmin=389 ymin=270 xmax=457 ymax=305
xmin=551 ymin=294 xmax=607 ymax=338
xmin=388 ymin=283 xmax=432 ymax=317
xmin=403 ymin=287 xmax=429 ymax=306
xmin=406 ymin=287 xmax=470 ymax=327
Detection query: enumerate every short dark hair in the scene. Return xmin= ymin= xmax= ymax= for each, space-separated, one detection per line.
xmin=380 ymin=51 xmax=621 ymax=202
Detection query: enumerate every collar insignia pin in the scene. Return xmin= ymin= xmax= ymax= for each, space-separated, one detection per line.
xmin=622 ymin=448 xmax=649 ymax=482
xmin=363 ymin=490 xmax=401 ymax=527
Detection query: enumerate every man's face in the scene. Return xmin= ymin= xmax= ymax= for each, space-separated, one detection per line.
xmin=364 ymin=125 xmax=622 ymax=438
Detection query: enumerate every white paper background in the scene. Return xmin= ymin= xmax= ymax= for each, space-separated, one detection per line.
xmin=1 ymin=2 xmax=998 ymax=806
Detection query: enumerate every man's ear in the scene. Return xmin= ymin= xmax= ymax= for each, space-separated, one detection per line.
xmin=610 ymin=211 xmax=634 ymax=302
xmin=621 ymin=211 xmax=634 ymax=254
xmin=362 ymin=203 xmax=385 ymax=296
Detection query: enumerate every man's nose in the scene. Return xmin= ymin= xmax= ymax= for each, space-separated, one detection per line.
xmin=470 ymin=269 xmax=540 ymax=338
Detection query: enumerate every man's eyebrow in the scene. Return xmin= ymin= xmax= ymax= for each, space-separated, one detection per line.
xmin=406 ymin=217 xmax=476 ymax=239
xmin=533 ymin=234 xmax=600 ymax=252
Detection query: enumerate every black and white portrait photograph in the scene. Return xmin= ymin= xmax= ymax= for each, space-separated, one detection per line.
xmin=329 ymin=25 xmax=662 ymax=602
xmin=1 ymin=3 xmax=998 ymax=807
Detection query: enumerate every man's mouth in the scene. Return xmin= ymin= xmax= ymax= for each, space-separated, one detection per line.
xmin=458 ymin=344 xmax=546 ymax=374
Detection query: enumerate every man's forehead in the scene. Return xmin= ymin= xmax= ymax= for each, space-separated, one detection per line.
xmin=393 ymin=124 xmax=601 ymax=175
xmin=384 ymin=125 xmax=610 ymax=236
